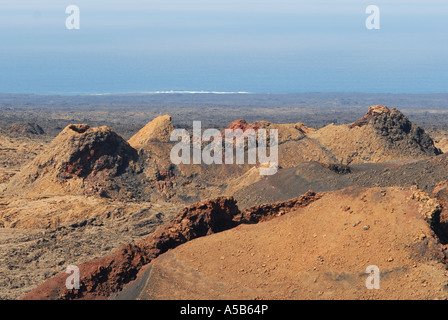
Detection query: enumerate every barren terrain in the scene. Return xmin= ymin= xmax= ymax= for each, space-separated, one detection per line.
xmin=2 ymin=93 xmax=448 ymax=300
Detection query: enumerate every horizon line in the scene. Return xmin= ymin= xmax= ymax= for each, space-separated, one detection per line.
xmin=2 ymin=91 xmax=448 ymax=97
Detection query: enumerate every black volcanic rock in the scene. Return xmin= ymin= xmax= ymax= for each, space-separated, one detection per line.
xmin=351 ymin=105 xmax=441 ymax=157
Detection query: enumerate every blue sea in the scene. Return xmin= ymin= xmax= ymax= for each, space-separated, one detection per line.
xmin=1 ymin=0 xmax=447 ymax=95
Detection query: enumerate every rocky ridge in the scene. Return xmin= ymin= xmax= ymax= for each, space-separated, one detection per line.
xmin=21 ymin=192 xmax=322 ymax=300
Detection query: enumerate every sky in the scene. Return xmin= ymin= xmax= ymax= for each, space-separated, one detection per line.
xmin=0 ymin=0 xmax=447 ymax=94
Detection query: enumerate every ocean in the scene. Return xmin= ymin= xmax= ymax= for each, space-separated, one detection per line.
xmin=1 ymin=0 xmax=447 ymax=95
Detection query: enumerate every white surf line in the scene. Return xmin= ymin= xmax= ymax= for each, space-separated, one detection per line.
xmin=87 ymin=91 xmax=252 ymax=96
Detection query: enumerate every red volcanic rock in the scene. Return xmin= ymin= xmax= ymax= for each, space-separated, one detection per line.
xmin=140 ymin=196 xmax=240 ymax=256
xmin=432 ymin=180 xmax=448 ymax=203
xmin=218 ymin=119 xmax=263 ymax=147
xmin=153 ymin=168 xmax=175 ymax=194
xmin=225 ymin=119 xmax=262 ymax=132
xmin=68 ymin=124 xmax=89 ymax=134
xmin=21 ymin=191 xmax=321 ymax=300
xmin=237 ymin=190 xmax=321 ymax=224
xmin=21 ymin=244 xmax=150 ymax=300
xmin=349 ymin=105 xmax=391 ymax=128
xmin=21 ymin=196 xmax=241 ymax=300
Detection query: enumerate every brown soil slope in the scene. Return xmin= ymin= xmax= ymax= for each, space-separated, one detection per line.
xmin=115 ymin=186 xmax=448 ymax=300
xmin=128 ymin=114 xmax=174 ymax=147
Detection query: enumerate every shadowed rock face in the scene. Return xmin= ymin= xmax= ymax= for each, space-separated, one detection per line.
xmin=139 ymin=196 xmax=241 ymax=256
xmin=58 ymin=124 xmax=138 ymax=179
xmin=237 ymin=190 xmax=321 ymax=224
xmin=370 ymin=108 xmax=440 ymax=154
xmin=68 ymin=124 xmax=89 ymax=134
xmin=432 ymin=180 xmax=448 ymax=245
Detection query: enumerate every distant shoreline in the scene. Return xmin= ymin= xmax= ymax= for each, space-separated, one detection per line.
xmin=1 ymin=92 xmax=448 ymax=97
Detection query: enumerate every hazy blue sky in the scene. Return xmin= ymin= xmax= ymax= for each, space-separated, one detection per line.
xmin=0 ymin=0 xmax=447 ymax=94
